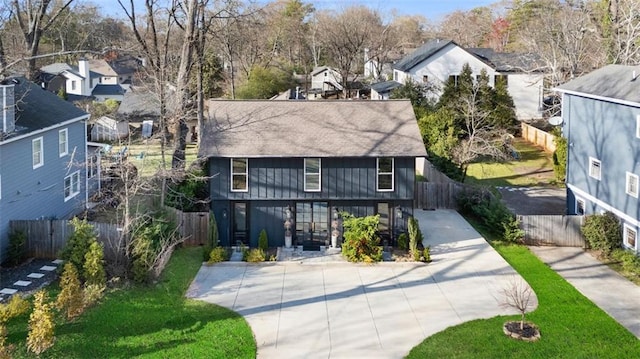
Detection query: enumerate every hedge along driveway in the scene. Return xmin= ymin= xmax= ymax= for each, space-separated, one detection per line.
xmin=187 ymin=209 xmax=536 ymax=358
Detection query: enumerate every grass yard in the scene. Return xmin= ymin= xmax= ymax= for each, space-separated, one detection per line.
xmin=109 ymin=141 xmax=199 ymax=178
xmin=6 ymin=247 xmax=256 ymax=358
xmin=407 ymin=223 xmax=640 ymax=358
xmin=465 ymin=138 xmax=557 ymax=187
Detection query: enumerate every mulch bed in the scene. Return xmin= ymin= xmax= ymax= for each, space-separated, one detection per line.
xmin=503 ymin=321 xmax=541 ymax=342
xmin=0 ymin=258 xmax=61 ymax=302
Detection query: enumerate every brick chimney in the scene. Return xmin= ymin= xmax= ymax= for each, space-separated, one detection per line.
xmin=1 ymin=81 xmax=15 ymax=134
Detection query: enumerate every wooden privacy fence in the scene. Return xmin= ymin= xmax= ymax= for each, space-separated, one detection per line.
xmin=521 ymin=122 xmax=556 ymax=153
xmin=9 ymin=220 xmax=123 ymax=261
xmin=415 ymin=182 xmax=466 ymax=209
xmin=518 ymin=215 xmax=586 ymax=247
xmin=163 ymin=206 xmax=209 ymax=246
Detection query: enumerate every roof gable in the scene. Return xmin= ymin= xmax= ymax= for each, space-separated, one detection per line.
xmin=393 ymin=40 xmax=455 ymax=72
xmin=555 ymin=64 xmax=640 ymax=106
xmin=200 ymin=100 xmax=427 ymax=158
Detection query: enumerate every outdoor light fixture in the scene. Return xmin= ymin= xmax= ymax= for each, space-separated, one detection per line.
xmin=333 ymin=207 xmax=339 ymax=220
xmin=395 ymin=206 xmax=403 ymax=219
xmin=222 ymin=209 xmax=227 ymax=219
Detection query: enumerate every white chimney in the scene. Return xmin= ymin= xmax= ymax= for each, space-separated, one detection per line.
xmin=1 ymin=82 xmax=15 ymax=134
xmin=78 ymin=58 xmax=91 ymax=96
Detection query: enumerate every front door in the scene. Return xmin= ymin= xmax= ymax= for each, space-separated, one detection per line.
xmin=232 ymin=202 xmax=248 ymax=246
xmin=377 ymin=202 xmax=391 ymax=244
xmin=296 ymin=202 xmax=328 ymax=250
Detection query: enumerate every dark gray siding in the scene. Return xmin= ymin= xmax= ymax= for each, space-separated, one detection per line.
xmin=0 ymin=121 xmax=87 ymax=261
xmin=564 ymin=94 xmax=640 ymax=223
xmin=209 ymin=157 xmax=416 ymax=201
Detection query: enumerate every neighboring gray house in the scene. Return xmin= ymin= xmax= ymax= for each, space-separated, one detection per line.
xmin=40 ymin=59 xmax=126 ymax=102
xmin=200 ymin=100 xmax=427 ymax=249
xmin=0 ymin=78 xmax=91 ymax=262
xmin=370 ymin=81 xmax=402 ymax=100
xmin=555 ymin=65 xmax=640 ymax=253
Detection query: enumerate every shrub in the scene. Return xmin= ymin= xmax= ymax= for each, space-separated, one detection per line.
xmin=503 ymin=217 xmax=525 ymax=244
xmin=130 ymin=216 xmax=176 ymax=283
xmin=341 ymin=214 xmax=383 ymax=263
xmin=552 ymin=127 xmax=567 ymax=183
xmin=165 ymin=168 xmax=208 ymax=212
xmin=6 ymin=230 xmax=26 ymax=267
xmin=131 ymin=234 xmax=154 ymax=283
xmin=27 ymin=290 xmax=55 ymax=355
xmin=0 ymin=295 xmax=29 ymax=323
xmin=408 ymin=217 xmax=424 ymax=261
xmin=0 ymin=324 xmax=12 ymax=359
xmin=423 ymin=246 xmax=432 ymax=263
xmin=207 ymin=247 xmax=228 ymax=264
xmin=245 ymin=248 xmax=265 ymax=262
xmin=56 ymin=262 xmax=85 ymax=321
xmin=203 ymin=212 xmax=220 ymax=261
xmin=83 ymin=284 xmax=105 ymax=308
xmin=61 ymin=218 xmax=97 ymax=281
xmin=258 ymin=229 xmax=268 ymax=252
xmin=456 ymin=188 xmax=513 ymax=237
xmin=612 ymin=249 xmax=640 ymax=277
xmin=84 ymin=241 xmax=106 ymax=287
xmin=397 ymin=233 xmax=409 ymax=250
xmin=581 ymin=212 xmax=622 ymax=256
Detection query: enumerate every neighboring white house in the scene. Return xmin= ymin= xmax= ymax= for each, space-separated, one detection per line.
xmin=370 ymin=81 xmax=402 ymax=100
xmin=310 ymin=66 xmax=343 ymax=93
xmin=392 ymin=40 xmax=545 ymax=120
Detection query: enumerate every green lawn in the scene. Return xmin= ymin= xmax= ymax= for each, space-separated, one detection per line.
xmin=465 ymin=138 xmax=557 ymax=187
xmin=407 ymin=237 xmax=640 ymax=358
xmin=7 ymin=247 xmax=256 ymax=358
xmin=110 ymin=142 xmax=199 ymax=178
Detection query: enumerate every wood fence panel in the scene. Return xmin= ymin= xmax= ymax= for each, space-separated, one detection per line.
xmin=163 ymin=206 xmax=209 ymax=246
xmin=519 ymin=215 xmax=585 ymax=247
xmin=415 ymin=182 xmax=465 ymax=210
xmin=521 ymin=123 xmax=556 ymax=153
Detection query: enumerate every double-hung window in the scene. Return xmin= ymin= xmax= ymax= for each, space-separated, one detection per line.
xmin=64 ymin=171 xmax=80 ymax=201
xmin=626 ymin=172 xmax=639 ymax=198
xmin=231 ymin=158 xmax=248 ymax=192
xmin=59 ymin=128 xmax=68 ymax=156
xmin=88 ymin=155 xmax=98 ymax=178
xmin=588 ymin=157 xmax=601 ymax=180
xmin=377 ymin=158 xmax=394 ymax=191
xmin=624 ymin=224 xmax=637 ymax=250
xmin=304 ymin=158 xmax=321 ymax=192
xmin=32 ymin=137 xmax=44 ymax=169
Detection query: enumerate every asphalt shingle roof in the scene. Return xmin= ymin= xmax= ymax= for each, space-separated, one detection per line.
xmin=555 ymin=64 xmax=640 ymax=105
xmin=200 ymin=100 xmax=427 ymax=158
xmin=371 ymin=81 xmax=402 ymax=94
xmin=468 ymin=48 xmax=541 ymax=72
xmin=92 ymin=84 xmax=124 ymax=96
xmin=392 ymin=40 xmax=453 ymax=72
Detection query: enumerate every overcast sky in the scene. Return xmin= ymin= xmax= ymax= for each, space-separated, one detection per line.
xmin=99 ymin=0 xmax=499 ymax=23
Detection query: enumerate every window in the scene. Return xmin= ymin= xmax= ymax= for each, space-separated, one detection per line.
xmin=589 ymin=157 xmax=601 ymax=180
xmin=576 ymin=198 xmax=585 ymax=215
xmin=626 ymin=172 xmax=639 ymax=198
xmin=231 ymin=158 xmax=248 ymax=192
xmin=495 ymin=74 xmax=508 ymax=86
xmin=64 ymin=171 xmax=80 ymax=201
xmin=448 ymin=75 xmax=459 ymax=87
xmin=422 ymin=75 xmax=428 ymax=83
xmin=393 ymin=71 xmax=398 ymax=81
xmin=636 ymin=115 xmax=640 ymax=139
xmin=59 ymin=129 xmax=68 ymax=156
xmin=304 ymin=158 xmax=321 ymax=192
xmin=624 ymin=224 xmax=637 ymax=250
xmin=377 ymin=157 xmax=394 ymax=191
xmin=88 ymin=155 xmax=98 ymax=178
xmin=32 ymin=137 xmax=44 ymax=168
xmin=71 ymin=80 xmax=77 ymax=91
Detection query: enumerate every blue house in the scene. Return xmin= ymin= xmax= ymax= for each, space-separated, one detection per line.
xmin=0 ymin=78 xmax=91 ymax=262
xmin=200 ymin=100 xmax=427 ymax=249
xmin=555 ymin=65 xmax=640 ymax=253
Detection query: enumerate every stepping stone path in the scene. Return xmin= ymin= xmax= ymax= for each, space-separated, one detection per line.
xmin=0 ymin=259 xmax=63 ymax=302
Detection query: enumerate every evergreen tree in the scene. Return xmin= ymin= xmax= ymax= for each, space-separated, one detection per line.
xmin=27 ymin=291 xmax=55 ymax=355
xmin=56 ymin=262 xmax=85 ymax=321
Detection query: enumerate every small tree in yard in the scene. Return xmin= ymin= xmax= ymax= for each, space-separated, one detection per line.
xmin=501 ymin=276 xmax=535 ymax=332
xmin=56 ymin=262 xmax=85 ymax=321
xmin=61 ymin=218 xmax=98 ymax=281
xmin=84 ymin=241 xmax=106 ymax=288
xmin=27 ymin=290 xmax=55 ymax=355
xmin=581 ymin=211 xmax=622 ymax=257
xmin=408 ymin=217 xmax=424 ymax=261
xmin=341 ymin=214 xmax=383 ymax=263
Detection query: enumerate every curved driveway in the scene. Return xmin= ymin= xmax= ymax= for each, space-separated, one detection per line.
xmin=187 ymin=209 xmax=537 ymax=358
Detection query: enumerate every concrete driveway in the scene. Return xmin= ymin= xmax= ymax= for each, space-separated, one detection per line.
xmin=187 ymin=209 xmax=537 ymax=358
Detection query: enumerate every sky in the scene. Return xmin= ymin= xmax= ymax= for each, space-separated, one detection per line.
xmin=98 ymin=0 xmax=499 ymax=23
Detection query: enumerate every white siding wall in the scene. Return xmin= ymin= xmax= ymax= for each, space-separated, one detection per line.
xmin=508 ymin=73 xmax=543 ymax=120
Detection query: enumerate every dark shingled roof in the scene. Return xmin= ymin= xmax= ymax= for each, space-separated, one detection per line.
xmin=555 ymin=64 xmax=640 ymax=105
xmin=7 ymin=77 xmax=88 ymax=137
xmin=200 ymin=100 xmax=427 ymax=158
xmin=92 ymin=84 xmax=125 ymax=96
xmin=371 ymin=81 xmax=402 ymax=94
xmin=117 ymin=87 xmax=161 ymax=118
xmin=393 ymin=40 xmax=453 ymax=72
xmin=468 ymin=48 xmax=541 ymax=72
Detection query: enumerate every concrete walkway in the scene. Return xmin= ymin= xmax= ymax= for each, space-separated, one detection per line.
xmin=187 ymin=210 xmax=537 ymax=358
xmin=529 ymin=246 xmax=640 ymax=338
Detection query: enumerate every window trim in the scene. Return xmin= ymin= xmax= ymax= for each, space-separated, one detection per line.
xmin=623 ymin=223 xmax=637 ymax=250
xmin=88 ymin=155 xmax=98 ymax=179
xmin=32 ymin=137 xmax=44 ymax=169
xmin=230 ymin=158 xmax=248 ymax=192
xmin=59 ymin=128 xmax=68 ymax=157
xmin=626 ymin=172 xmax=639 ymax=198
xmin=64 ymin=171 xmax=80 ymax=201
xmin=376 ymin=157 xmax=395 ymax=192
xmin=636 ymin=115 xmax=640 ymax=139
xmin=588 ymin=157 xmax=601 ymax=180
xmin=304 ymin=158 xmax=321 ymax=192
xmin=576 ymin=197 xmax=585 ymax=215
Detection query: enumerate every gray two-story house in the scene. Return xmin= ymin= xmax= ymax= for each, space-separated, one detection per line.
xmin=555 ymin=65 xmax=640 ymax=253
xmin=0 ymin=78 xmax=91 ymax=262
xmin=200 ymin=100 xmax=427 ymax=249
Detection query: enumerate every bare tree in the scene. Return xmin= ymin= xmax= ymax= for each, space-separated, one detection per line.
xmin=602 ymin=0 xmax=640 ymax=64
xmin=501 ymin=276 xmax=534 ymax=331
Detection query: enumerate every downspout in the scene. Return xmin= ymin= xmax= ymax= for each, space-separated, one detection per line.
xmin=84 ymin=119 xmax=89 ymax=210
